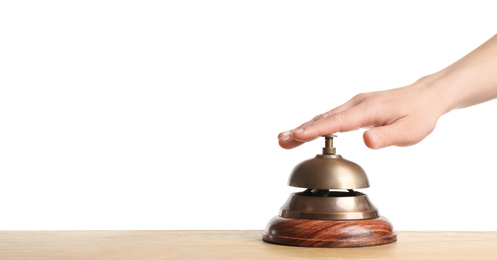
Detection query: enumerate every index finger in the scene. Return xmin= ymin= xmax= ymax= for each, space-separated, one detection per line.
xmin=292 ymin=105 xmax=375 ymax=142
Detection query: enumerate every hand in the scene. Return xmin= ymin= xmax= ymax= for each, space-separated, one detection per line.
xmin=278 ymin=34 xmax=497 ymax=150
xmin=278 ymin=79 xmax=451 ymax=149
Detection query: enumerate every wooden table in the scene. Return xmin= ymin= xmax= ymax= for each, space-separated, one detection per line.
xmin=1 ymin=231 xmax=496 ymax=259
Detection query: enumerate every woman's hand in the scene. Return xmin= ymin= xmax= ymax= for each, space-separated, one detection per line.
xmin=278 ymin=78 xmax=452 ymax=149
xmin=279 ymin=33 xmax=497 ymax=150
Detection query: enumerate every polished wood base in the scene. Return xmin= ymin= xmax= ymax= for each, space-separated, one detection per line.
xmin=263 ymin=216 xmax=397 ymax=247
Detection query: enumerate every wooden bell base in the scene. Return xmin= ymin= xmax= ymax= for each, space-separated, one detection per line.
xmin=263 ymin=216 xmax=397 ymax=248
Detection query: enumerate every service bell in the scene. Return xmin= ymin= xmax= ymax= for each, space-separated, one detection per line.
xmin=263 ymin=135 xmax=396 ymax=247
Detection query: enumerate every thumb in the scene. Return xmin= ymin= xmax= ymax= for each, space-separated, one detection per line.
xmin=363 ymin=120 xmax=417 ymax=149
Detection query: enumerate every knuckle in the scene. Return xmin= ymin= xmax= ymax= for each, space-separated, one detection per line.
xmin=329 ymin=112 xmax=344 ymax=122
xmin=376 ymin=128 xmax=390 ymax=143
xmin=415 ymin=75 xmax=433 ymax=85
xmin=313 ymin=113 xmax=328 ymax=121
xmin=352 ymin=93 xmax=368 ymax=101
xmin=362 ymin=95 xmax=384 ymax=108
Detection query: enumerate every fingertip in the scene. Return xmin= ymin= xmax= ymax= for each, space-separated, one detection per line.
xmin=278 ymin=130 xmax=307 ymax=149
xmin=292 ymin=127 xmax=320 ymax=142
xmin=290 ymin=128 xmax=304 ymax=141
xmin=278 ymin=138 xmax=304 ymax=149
xmin=278 ymin=141 xmax=293 ymax=149
xmin=278 ymin=131 xmax=292 ymax=140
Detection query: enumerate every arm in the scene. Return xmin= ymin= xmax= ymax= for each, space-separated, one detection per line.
xmin=279 ymin=33 xmax=497 ymax=149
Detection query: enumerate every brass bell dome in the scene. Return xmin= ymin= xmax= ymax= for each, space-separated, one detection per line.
xmin=288 ymin=135 xmax=369 ymax=190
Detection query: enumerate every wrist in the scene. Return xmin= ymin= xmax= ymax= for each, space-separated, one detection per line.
xmin=414 ymin=70 xmax=461 ymax=115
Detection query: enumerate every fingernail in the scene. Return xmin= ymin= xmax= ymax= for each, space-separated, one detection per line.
xmin=279 ymin=131 xmax=292 ymax=141
xmin=293 ymin=128 xmax=304 ymax=135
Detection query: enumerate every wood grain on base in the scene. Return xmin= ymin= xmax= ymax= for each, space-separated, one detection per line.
xmin=263 ymin=216 xmax=396 ymax=247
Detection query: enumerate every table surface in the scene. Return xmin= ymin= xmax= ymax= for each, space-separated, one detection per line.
xmin=1 ymin=230 xmax=496 ymax=260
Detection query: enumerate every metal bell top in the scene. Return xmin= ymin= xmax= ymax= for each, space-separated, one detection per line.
xmin=288 ymin=135 xmax=370 ymax=190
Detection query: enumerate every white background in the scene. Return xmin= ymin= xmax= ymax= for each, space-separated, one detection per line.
xmin=1 ymin=1 xmax=496 ymax=230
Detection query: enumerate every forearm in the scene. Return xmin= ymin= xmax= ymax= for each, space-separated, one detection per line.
xmin=430 ymin=33 xmax=497 ymax=111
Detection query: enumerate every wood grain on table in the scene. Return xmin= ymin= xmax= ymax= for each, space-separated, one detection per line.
xmin=1 ymin=231 xmax=496 ymax=260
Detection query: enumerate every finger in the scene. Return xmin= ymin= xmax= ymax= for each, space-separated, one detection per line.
xmin=292 ymin=105 xmax=375 ymax=142
xmin=278 ymin=131 xmax=304 ymax=149
xmin=279 ymin=137 xmax=304 ymax=149
xmin=363 ymin=119 xmax=418 ymax=149
xmin=278 ymin=102 xmax=356 ymax=149
xmin=297 ymin=98 xmax=359 ymax=129
xmin=278 ymin=94 xmax=368 ymax=149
